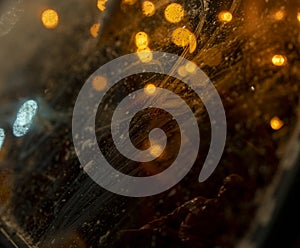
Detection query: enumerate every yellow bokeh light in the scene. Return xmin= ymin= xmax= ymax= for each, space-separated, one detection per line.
xmin=171 ymin=28 xmax=197 ymax=53
xmin=273 ymin=10 xmax=285 ymax=21
xmin=150 ymin=144 xmax=163 ymax=157
xmin=178 ymin=66 xmax=188 ymax=77
xmin=270 ymin=116 xmax=284 ymax=130
xmin=272 ymin=54 xmax=286 ymax=66
xmin=41 ymin=9 xmax=59 ymax=29
xmin=90 ymin=23 xmax=101 ymax=38
xmin=218 ymin=10 xmax=233 ymax=23
xmin=97 ymin=0 xmax=108 ymax=11
xmin=137 ymin=47 xmax=153 ymax=63
xmin=122 ymin=0 xmax=137 ymax=5
xmin=144 ymin=83 xmax=156 ymax=95
xmin=297 ymin=12 xmax=300 ymax=22
xmin=164 ymin=3 xmax=184 ymax=23
xmin=142 ymin=1 xmax=156 ymax=17
xmin=92 ymin=76 xmax=108 ymax=91
xmin=185 ymin=61 xmax=197 ymax=73
xmin=135 ymin=31 xmax=149 ymax=49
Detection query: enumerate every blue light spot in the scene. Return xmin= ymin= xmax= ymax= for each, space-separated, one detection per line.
xmin=13 ymin=100 xmax=38 ymax=137
xmin=0 ymin=128 xmax=5 ymax=150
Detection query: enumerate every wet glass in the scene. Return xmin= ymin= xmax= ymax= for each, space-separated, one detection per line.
xmin=0 ymin=0 xmax=300 ymax=247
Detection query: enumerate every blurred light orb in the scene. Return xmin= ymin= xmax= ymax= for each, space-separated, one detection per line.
xmin=297 ymin=12 xmax=300 ymax=22
xmin=272 ymin=54 xmax=286 ymax=66
xmin=90 ymin=23 xmax=101 ymax=38
xmin=137 ymin=47 xmax=153 ymax=63
xmin=92 ymin=76 xmax=108 ymax=91
xmin=218 ymin=10 xmax=233 ymax=23
xmin=270 ymin=116 xmax=284 ymax=130
xmin=135 ymin=31 xmax=149 ymax=49
xmin=171 ymin=28 xmax=197 ymax=53
xmin=13 ymin=100 xmax=38 ymax=137
xmin=41 ymin=9 xmax=59 ymax=29
xmin=164 ymin=3 xmax=184 ymax=23
xmin=144 ymin=83 xmax=156 ymax=95
xmin=142 ymin=1 xmax=155 ymax=17
xmin=97 ymin=0 xmax=108 ymax=11
xmin=273 ymin=10 xmax=285 ymax=21
xmin=150 ymin=144 xmax=163 ymax=157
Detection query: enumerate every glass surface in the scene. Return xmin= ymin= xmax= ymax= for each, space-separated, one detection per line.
xmin=0 ymin=0 xmax=299 ymax=247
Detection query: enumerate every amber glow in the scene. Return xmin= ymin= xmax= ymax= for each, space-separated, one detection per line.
xmin=41 ymin=9 xmax=59 ymax=29
xmin=144 ymin=83 xmax=156 ymax=95
xmin=142 ymin=1 xmax=156 ymax=17
xmin=97 ymin=0 xmax=108 ymax=11
xmin=150 ymin=144 xmax=163 ymax=157
xmin=137 ymin=47 xmax=153 ymax=63
xmin=218 ymin=11 xmax=233 ymax=23
xmin=122 ymin=0 xmax=137 ymax=5
xmin=171 ymin=28 xmax=197 ymax=53
xmin=185 ymin=61 xmax=197 ymax=73
xmin=92 ymin=76 xmax=108 ymax=91
xmin=135 ymin=32 xmax=149 ymax=49
xmin=297 ymin=12 xmax=300 ymax=22
xmin=273 ymin=10 xmax=285 ymax=21
xmin=90 ymin=23 xmax=101 ymax=38
xmin=272 ymin=55 xmax=286 ymax=66
xmin=270 ymin=117 xmax=284 ymax=130
xmin=164 ymin=3 xmax=184 ymax=23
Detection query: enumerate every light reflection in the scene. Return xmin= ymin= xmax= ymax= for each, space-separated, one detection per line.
xmin=41 ymin=9 xmax=59 ymax=29
xmin=0 ymin=129 xmax=5 ymax=151
xmin=135 ymin=31 xmax=149 ymax=49
xmin=137 ymin=47 xmax=153 ymax=63
xmin=171 ymin=28 xmax=197 ymax=53
xmin=270 ymin=116 xmax=284 ymax=130
xmin=92 ymin=76 xmax=107 ymax=91
xmin=150 ymin=144 xmax=163 ymax=157
xmin=13 ymin=100 xmax=38 ymax=137
xmin=90 ymin=23 xmax=101 ymax=38
xmin=144 ymin=83 xmax=156 ymax=95
xmin=164 ymin=3 xmax=184 ymax=23
xmin=272 ymin=54 xmax=286 ymax=66
xmin=297 ymin=12 xmax=300 ymax=22
xmin=142 ymin=1 xmax=156 ymax=17
xmin=273 ymin=10 xmax=285 ymax=21
xmin=97 ymin=0 xmax=108 ymax=11
xmin=218 ymin=10 xmax=233 ymax=23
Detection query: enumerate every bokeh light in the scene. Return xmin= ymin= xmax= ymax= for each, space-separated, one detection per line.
xmin=164 ymin=3 xmax=184 ymax=23
xmin=41 ymin=9 xmax=59 ymax=29
xmin=90 ymin=23 xmax=101 ymax=38
xmin=297 ymin=12 xmax=300 ymax=22
xmin=144 ymin=83 xmax=156 ymax=95
xmin=97 ymin=0 xmax=108 ymax=11
xmin=137 ymin=47 xmax=153 ymax=63
xmin=142 ymin=1 xmax=156 ymax=17
xmin=272 ymin=54 xmax=286 ymax=66
xmin=171 ymin=28 xmax=197 ymax=53
xmin=270 ymin=116 xmax=284 ymax=130
xmin=13 ymin=100 xmax=38 ymax=137
xmin=92 ymin=76 xmax=108 ymax=91
xmin=135 ymin=31 xmax=149 ymax=49
xmin=218 ymin=10 xmax=233 ymax=23
xmin=273 ymin=10 xmax=285 ymax=21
